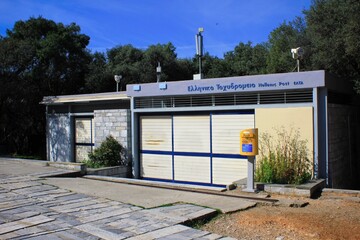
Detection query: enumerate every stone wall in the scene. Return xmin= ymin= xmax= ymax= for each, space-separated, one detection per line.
xmin=328 ymin=104 xmax=360 ymax=189
xmin=47 ymin=113 xmax=72 ymax=162
xmin=94 ymin=109 xmax=131 ymax=160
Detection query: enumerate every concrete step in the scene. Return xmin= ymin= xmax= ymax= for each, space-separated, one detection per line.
xmin=83 ymin=175 xmax=227 ymax=192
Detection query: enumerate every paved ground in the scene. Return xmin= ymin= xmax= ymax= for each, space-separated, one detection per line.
xmin=42 ymin=177 xmax=256 ymax=213
xmin=0 ymin=159 xmax=245 ymax=239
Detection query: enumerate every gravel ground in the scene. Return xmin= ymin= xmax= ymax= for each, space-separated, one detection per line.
xmin=201 ymin=192 xmax=360 ymax=240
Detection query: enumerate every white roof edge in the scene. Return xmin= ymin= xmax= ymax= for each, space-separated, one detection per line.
xmin=41 ymin=91 xmax=130 ymax=105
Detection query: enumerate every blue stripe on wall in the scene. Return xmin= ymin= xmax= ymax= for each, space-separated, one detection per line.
xmin=212 ymin=153 xmax=248 ymax=159
xmin=141 ymin=150 xmax=248 ymax=159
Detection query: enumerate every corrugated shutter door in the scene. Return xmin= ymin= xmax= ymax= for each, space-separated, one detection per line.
xmin=173 ymin=115 xmax=210 ymax=183
xmin=212 ymin=114 xmax=254 ymax=185
xmin=173 ymin=115 xmax=210 ymax=153
xmin=140 ymin=116 xmax=172 ymax=180
xmin=174 ymin=156 xmax=210 ymax=182
xmin=139 ymin=112 xmax=254 ymax=186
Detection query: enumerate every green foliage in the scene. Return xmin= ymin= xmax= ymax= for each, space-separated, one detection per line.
xmin=84 ymin=52 xmax=114 ymax=93
xmin=224 ymin=41 xmax=269 ymax=76
xmin=87 ymin=136 xmax=125 ymax=168
xmin=305 ymin=0 xmax=360 ymax=93
xmin=255 ymin=128 xmax=312 ymax=185
xmin=0 ymin=17 xmax=90 ymax=155
xmin=107 ymin=44 xmax=144 ymax=87
xmin=201 ymin=53 xmax=230 ymax=78
xmin=140 ymin=43 xmax=178 ymax=83
xmin=266 ymin=17 xmax=312 ymax=73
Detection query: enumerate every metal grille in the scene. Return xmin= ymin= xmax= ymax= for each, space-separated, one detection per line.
xmin=134 ymin=89 xmax=313 ymax=109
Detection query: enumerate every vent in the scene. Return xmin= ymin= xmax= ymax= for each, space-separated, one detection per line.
xmin=135 ymin=89 xmax=313 ymax=109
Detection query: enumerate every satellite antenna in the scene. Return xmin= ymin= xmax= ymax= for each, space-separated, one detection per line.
xmin=291 ymin=47 xmax=304 ymax=72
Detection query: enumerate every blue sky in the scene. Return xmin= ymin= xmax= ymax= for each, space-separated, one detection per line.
xmin=0 ymin=0 xmax=311 ymax=58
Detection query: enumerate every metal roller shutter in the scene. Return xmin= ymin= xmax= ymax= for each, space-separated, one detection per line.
xmin=139 ymin=112 xmax=254 ymax=186
xmin=173 ymin=115 xmax=210 ymax=183
xmin=140 ymin=116 xmax=172 ymax=180
xmin=211 ymin=114 xmax=254 ymax=185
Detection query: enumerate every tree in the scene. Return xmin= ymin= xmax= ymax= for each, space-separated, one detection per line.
xmin=224 ymin=42 xmax=268 ymax=76
xmin=140 ymin=43 xmax=178 ymax=83
xmin=173 ymin=58 xmax=195 ymax=81
xmin=0 ymin=17 xmax=91 ymax=156
xmin=107 ymin=44 xmax=143 ymax=89
xmin=266 ymin=17 xmax=311 ymax=73
xmin=85 ymin=52 xmax=114 ymax=93
xmin=305 ymin=0 xmax=360 ymax=93
xmin=200 ymin=53 xmax=230 ymax=78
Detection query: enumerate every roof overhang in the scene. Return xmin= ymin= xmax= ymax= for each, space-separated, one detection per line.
xmin=41 ymin=91 xmax=129 ymax=105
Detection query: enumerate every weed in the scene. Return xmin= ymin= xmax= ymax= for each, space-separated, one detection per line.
xmin=255 ymin=127 xmax=312 ymax=185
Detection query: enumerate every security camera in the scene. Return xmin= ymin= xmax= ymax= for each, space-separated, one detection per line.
xmin=291 ymin=47 xmax=304 ymax=59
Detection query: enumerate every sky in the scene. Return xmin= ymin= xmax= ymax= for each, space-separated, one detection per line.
xmin=0 ymin=0 xmax=312 ymax=58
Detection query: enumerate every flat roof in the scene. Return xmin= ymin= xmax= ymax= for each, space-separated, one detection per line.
xmin=41 ymin=91 xmax=129 ymax=105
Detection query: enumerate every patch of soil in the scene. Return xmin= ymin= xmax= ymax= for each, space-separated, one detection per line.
xmin=201 ymin=194 xmax=360 ymax=240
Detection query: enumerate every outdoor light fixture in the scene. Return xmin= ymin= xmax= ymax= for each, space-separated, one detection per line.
xmin=291 ymin=47 xmax=304 ymax=72
xmin=114 ymin=75 xmax=122 ymax=92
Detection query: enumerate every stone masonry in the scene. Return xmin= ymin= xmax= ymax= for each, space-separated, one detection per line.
xmin=94 ymin=109 xmax=131 ymax=150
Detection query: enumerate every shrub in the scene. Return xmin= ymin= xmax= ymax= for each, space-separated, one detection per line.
xmin=86 ymin=135 xmax=125 ymax=168
xmin=255 ymin=127 xmax=312 ymax=185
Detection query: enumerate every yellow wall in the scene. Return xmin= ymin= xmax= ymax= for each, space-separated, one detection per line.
xmin=255 ymin=107 xmax=314 ymax=162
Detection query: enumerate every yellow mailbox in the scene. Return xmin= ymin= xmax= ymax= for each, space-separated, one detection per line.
xmin=240 ymin=128 xmax=258 ymax=156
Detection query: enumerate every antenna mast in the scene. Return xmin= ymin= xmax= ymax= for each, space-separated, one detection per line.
xmin=195 ymin=27 xmax=204 ymax=79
